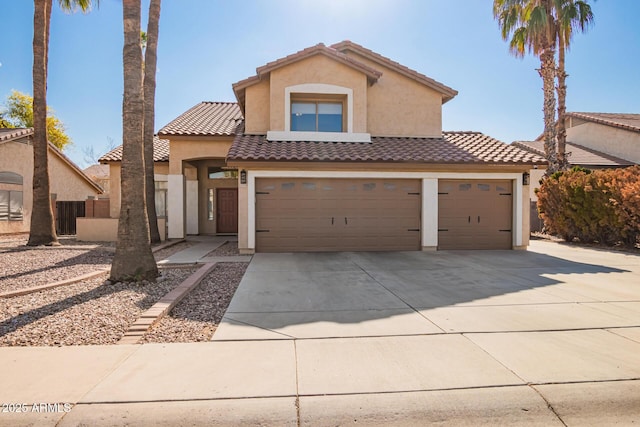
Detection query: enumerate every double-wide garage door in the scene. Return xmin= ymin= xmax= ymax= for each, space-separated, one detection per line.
xmin=255 ymin=178 xmax=421 ymax=252
xmin=438 ymin=180 xmax=513 ymax=250
xmin=254 ymin=178 xmax=513 ymax=252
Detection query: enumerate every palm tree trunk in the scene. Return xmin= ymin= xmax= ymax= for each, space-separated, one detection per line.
xmin=540 ymin=0 xmax=558 ymax=175
xmin=28 ymin=0 xmax=58 ymax=247
xmin=556 ymin=31 xmax=568 ymax=170
xmin=539 ymin=48 xmax=558 ymax=174
xmin=110 ymin=0 xmax=157 ymax=282
xmin=143 ymin=0 xmax=161 ymax=244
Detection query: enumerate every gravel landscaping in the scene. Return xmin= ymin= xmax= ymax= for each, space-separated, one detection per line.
xmin=0 ymin=268 xmax=196 ymax=346
xmin=205 ymin=241 xmax=239 ymax=257
xmin=0 ymin=246 xmax=113 ymax=294
xmin=0 ymin=236 xmax=249 ymax=346
xmin=141 ymin=262 xmax=248 ymax=343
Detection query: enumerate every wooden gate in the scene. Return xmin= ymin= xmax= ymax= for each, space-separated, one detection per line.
xmin=56 ymin=201 xmax=86 ymax=235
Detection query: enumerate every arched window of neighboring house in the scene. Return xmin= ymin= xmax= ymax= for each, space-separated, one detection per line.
xmin=0 ymin=171 xmax=24 ymax=221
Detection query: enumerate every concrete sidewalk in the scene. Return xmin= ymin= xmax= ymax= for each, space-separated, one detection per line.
xmin=1 ymin=240 xmax=639 ymax=426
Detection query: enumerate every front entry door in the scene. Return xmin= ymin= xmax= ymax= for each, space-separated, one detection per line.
xmin=216 ymin=188 xmax=238 ymax=233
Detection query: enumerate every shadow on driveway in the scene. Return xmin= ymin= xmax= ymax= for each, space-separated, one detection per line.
xmin=213 ymin=242 xmax=640 ymax=339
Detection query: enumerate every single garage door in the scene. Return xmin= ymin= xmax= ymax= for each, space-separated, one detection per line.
xmin=438 ymin=180 xmax=513 ymax=250
xmin=256 ymin=178 xmax=421 ymax=252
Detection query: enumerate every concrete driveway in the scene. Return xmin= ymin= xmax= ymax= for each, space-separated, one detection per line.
xmin=215 ymin=239 xmax=640 ymax=340
xmin=3 ymin=240 xmax=638 ymax=425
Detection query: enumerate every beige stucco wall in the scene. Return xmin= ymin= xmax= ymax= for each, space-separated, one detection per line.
xmin=244 ymin=79 xmax=270 ymax=134
xmin=77 ymin=217 xmax=165 ymax=241
xmin=567 ymin=122 xmax=640 ymax=163
xmin=168 ymin=137 xmax=234 ymax=175
xmin=343 ymin=52 xmax=443 ymax=137
xmin=529 ymin=169 xmax=546 ymax=201
xmin=242 ymin=51 xmax=445 ymax=138
xmin=107 ymin=162 xmax=170 ymax=218
xmin=268 ymin=55 xmax=368 ymax=133
xmin=0 ymin=140 xmax=100 ymax=234
xmin=49 ymin=154 xmax=100 ymax=201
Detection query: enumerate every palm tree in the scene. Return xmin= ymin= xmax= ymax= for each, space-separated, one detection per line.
xmin=28 ymin=0 xmax=94 ymax=246
xmin=555 ymin=0 xmax=594 ymax=169
xmin=110 ymin=0 xmax=158 ymax=281
xmin=143 ymin=0 xmax=162 ymax=244
xmin=494 ymin=0 xmax=559 ymax=173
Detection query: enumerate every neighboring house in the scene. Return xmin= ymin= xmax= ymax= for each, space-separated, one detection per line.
xmin=0 ymin=128 xmax=103 ymax=235
xmin=514 ymin=112 xmax=638 ymax=232
xmin=564 ymin=112 xmax=640 ymax=164
xmin=83 ymin=164 xmax=110 ymax=195
xmin=149 ymin=41 xmax=544 ymax=252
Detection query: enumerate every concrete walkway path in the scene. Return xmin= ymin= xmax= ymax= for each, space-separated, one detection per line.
xmin=157 ymin=235 xmax=251 ymax=265
xmin=1 ymin=239 xmax=638 ymax=426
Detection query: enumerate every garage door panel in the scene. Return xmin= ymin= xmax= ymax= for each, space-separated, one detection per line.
xmin=438 ymin=180 xmax=513 ymax=250
xmin=256 ymin=178 xmax=420 ymax=252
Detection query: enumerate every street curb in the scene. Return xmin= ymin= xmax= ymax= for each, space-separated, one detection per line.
xmin=117 ymin=262 xmax=218 ymax=345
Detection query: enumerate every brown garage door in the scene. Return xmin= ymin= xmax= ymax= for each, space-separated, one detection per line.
xmin=256 ymin=178 xmax=421 ymax=252
xmin=438 ymin=180 xmax=512 ymax=250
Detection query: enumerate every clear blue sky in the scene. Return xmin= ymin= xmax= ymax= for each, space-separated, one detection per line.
xmin=1 ymin=0 xmax=639 ymax=168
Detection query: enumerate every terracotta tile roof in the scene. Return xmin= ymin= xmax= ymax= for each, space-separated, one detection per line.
xmin=99 ymin=136 xmax=169 ymax=163
xmin=512 ymin=140 xmax=635 ymax=167
xmin=157 ymin=102 xmax=242 ymax=136
xmin=228 ymin=129 xmax=546 ymax=165
xmin=331 ymin=40 xmax=458 ymax=103
xmin=83 ymin=164 xmax=110 ymax=178
xmin=0 ymin=128 xmax=34 ymax=142
xmin=567 ymin=112 xmax=640 ymax=133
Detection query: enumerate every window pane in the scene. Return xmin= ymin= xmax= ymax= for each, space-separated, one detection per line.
xmin=0 ymin=190 xmax=8 ymax=221
xmin=317 ymin=103 xmax=342 ymax=132
xmin=207 ymin=189 xmax=214 ymax=221
xmin=291 ymin=102 xmax=316 ymax=131
xmin=9 ymin=191 xmax=23 ymax=221
xmin=155 ymin=190 xmax=166 ymax=217
xmin=0 ymin=171 xmax=23 ymax=185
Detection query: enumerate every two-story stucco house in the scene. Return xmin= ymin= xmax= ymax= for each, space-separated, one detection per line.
xmin=149 ymin=41 xmax=545 ymax=253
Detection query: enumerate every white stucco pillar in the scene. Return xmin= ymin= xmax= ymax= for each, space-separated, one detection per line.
xmin=514 ymin=175 xmax=524 ymax=248
xmin=186 ymin=180 xmax=198 ymax=235
xmin=247 ymin=173 xmax=256 ymax=251
xmin=168 ymin=174 xmax=184 ymax=239
xmin=422 ymin=178 xmax=438 ymax=250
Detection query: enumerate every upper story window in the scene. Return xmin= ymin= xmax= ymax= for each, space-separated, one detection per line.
xmin=291 ymin=101 xmax=343 ymax=133
xmin=267 ymin=83 xmax=371 ymax=143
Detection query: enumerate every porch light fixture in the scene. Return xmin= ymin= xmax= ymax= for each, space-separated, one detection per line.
xmin=240 ymin=170 xmax=247 ymax=185
xmin=523 ymin=172 xmax=530 ymax=185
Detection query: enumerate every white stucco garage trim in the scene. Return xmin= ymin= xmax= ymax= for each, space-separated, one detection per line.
xmin=246 ymin=170 xmax=524 ymax=251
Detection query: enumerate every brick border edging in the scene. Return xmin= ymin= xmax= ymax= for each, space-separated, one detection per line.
xmin=0 ymin=239 xmax=186 ymax=299
xmin=0 ymin=269 xmax=110 ymax=299
xmin=117 ymin=262 xmax=218 ymax=345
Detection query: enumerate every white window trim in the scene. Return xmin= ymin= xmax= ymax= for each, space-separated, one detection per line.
xmin=246 ymin=171 xmax=523 ymax=250
xmin=266 ymin=83 xmax=371 ymax=143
